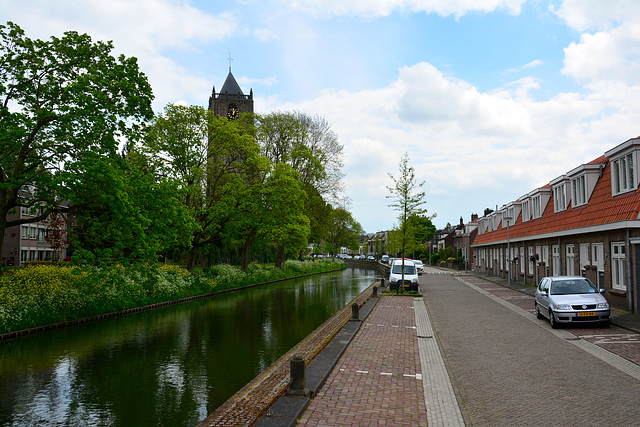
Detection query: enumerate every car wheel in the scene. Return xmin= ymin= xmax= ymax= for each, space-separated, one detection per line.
xmin=535 ymin=303 xmax=544 ymax=319
xmin=549 ymin=310 xmax=559 ymax=329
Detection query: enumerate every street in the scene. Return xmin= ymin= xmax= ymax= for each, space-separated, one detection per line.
xmin=420 ymin=269 xmax=640 ymax=426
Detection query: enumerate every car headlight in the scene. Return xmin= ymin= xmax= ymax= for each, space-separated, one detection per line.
xmin=412 ymin=278 xmax=418 ymax=283
xmin=555 ymin=304 xmax=572 ymax=310
xmin=597 ymin=302 xmax=609 ymax=309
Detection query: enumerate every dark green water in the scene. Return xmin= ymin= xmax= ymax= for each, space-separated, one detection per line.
xmin=0 ymin=267 xmax=379 ymax=426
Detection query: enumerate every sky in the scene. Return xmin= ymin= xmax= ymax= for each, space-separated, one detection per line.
xmin=3 ymin=0 xmax=640 ymax=233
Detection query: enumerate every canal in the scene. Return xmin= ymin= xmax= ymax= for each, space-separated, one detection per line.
xmin=0 ymin=266 xmax=380 ymax=426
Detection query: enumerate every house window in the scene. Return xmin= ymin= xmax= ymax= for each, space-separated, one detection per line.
xmin=566 ymin=244 xmax=575 ymax=275
xmin=528 ymin=246 xmax=534 ymax=274
xmin=553 ymin=183 xmax=567 ymax=212
xmin=552 ymin=245 xmax=560 ymax=276
xmin=29 ymin=227 xmax=37 ymax=240
xmin=522 ymin=200 xmax=530 ymax=222
xmin=21 ymin=250 xmax=28 ymax=262
xmin=21 ymin=226 xmax=29 ymax=239
xmin=532 ymin=195 xmax=542 ymax=219
xmin=612 ymin=152 xmax=636 ymax=195
xmin=611 ymin=242 xmax=626 ymax=291
xmin=38 ymin=228 xmax=45 ymax=242
xmin=572 ymin=175 xmax=587 ymax=207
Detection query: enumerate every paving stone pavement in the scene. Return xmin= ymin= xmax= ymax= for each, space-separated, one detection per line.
xmin=298 ymin=296 xmax=431 ymax=426
xmin=424 ymin=272 xmax=640 ymax=426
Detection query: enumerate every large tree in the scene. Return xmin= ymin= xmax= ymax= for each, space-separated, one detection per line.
xmin=144 ymin=104 xmax=262 ymax=270
xmin=256 ymin=111 xmax=344 ymax=262
xmin=62 ymin=152 xmax=194 ymax=265
xmin=258 ymin=162 xmax=310 ymax=268
xmin=0 ymin=22 xmax=153 ymax=253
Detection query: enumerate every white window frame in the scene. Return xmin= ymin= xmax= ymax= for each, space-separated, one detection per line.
xmin=611 ymin=242 xmax=627 ymax=291
xmin=572 ymin=174 xmax=587 ymax=207
xmin=21 ymin=226 xmax=29 ymax=239
xmin=612 ymin=152 xmax=636 ymax=195
xmin=29 ymin=227 xmax=37 ymax=240
xmin=552 ymin=245 xmax=560 ymax=276
xmin=553 ymin=183 xmax=567 ymax=212
xmin=532 ymin=195 xmax=542 ymax=219
xmin=522 ymin=199 xmax=530 ymax=222
xmin=566 ymin=244 xmax=575 ymax=276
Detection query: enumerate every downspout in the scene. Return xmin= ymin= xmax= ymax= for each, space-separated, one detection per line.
xmin=627 ymin=229 xmax=634 ymax=313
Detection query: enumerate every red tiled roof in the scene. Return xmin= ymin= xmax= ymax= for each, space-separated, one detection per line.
xmin=473 ymin=155 xmax=640 ymax=245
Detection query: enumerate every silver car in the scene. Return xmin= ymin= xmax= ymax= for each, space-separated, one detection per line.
xmin=535 ymin=276 xmax=610 ymax=328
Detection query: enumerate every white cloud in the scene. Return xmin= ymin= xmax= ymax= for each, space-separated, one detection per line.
xmin=554 ymin=0 xmax=640 ymax=87
xmin=271 ymin=59 xmax=640 ymax=230
xmin=552 ymin=0 xmax=640 ymax=32
xmin=286 ymin=0 xmax=525 ymax=18
xmin=0 ymin=0 xmax=237 ymax=109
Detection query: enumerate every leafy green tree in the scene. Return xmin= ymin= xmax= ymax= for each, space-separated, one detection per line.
xmin=386 ymin=153 xmax=429 ymax=291
xmin=326 ymin=207 xmax=362 ymax=259
xmin=404 ymin=214 xmax=436 ymax=258
xmin=256 ymin=111 xmax=344 ymax=255
xmin=143 ymin=104 xmax=261 ymax=271
xmin=258 ymin=163 xmax=310 ymax=268
xmin=63 ymin=153 xmax=194 ymax=265
xmin=0 ymin=22 xmax=153 ymax=254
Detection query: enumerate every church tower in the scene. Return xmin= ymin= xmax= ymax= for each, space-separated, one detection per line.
xmin=208 ymin=56 xmax=253 ymax=120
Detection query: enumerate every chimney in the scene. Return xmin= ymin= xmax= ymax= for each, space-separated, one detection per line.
xmin=471 ymin=213 xmax=478 ymax=222
xmin=484 ymin=208 xmax=494 ymax=217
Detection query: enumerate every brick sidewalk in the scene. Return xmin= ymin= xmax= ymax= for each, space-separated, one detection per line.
xmin=298 ymin=296 xmax=428 ymax=426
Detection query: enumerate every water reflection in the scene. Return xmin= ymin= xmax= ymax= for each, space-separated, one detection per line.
xmin=0 ymin=267 xmax=379 ymax=426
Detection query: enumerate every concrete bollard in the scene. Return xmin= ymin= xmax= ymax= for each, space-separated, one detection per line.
xmin=287 ymin=355 xmax=310 ymax=397
xmin=373 ymin=286 xmax=378 ymax=298
xmin=351 ymin=302 xmax=360 ymax=320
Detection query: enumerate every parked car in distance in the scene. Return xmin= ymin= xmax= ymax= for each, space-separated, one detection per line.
xmin=534 ymin=276 xmax=610 ymax=328
xmin=367 ymin=255 xmax=375 ymax=261
xmin=381 ymin=255 xmax=389 ymax=263
xmin=389 ymin=259 xmax=419 ymax=292
xmin=413 ymin=259 xmax=424 ymax=275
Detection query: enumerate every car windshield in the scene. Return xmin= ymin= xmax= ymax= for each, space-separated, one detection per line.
xmin=392 ymin=264 xmax=416 ymax=274
xmin=550 ymin=279 xmax=597 ymax=295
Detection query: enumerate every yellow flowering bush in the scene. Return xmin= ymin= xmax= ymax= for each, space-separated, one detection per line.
xmin=0 ymin=260 xmax=345 ymax=334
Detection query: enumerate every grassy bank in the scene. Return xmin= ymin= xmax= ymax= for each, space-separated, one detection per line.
xmin=0 ymin=260 xmax=345 ymax=334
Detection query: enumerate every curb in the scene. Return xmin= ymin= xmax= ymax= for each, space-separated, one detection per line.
xmin=254 ymin=285 xmax=383 ymax=426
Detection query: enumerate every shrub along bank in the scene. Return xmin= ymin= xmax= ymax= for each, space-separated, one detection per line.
xmin=0 ymin=260 xmax=345 ymax=334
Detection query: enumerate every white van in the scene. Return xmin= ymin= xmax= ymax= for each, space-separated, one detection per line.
xmin=389 ymin=259 xmax=419 ymax=291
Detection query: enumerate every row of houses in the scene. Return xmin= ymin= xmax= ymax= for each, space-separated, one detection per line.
xmin=452 ymin=136 xmax=640 ymax=314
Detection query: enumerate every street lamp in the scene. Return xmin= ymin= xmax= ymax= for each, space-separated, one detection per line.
xmin=503 ymin=214 xmax=513 ymax=286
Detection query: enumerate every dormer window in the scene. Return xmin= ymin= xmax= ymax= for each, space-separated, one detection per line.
xmin=605 ymin=137 xmax=640 ymax=197
xmin=612 ymin=152 xmax=636 ymax=195
xmin=532 ymin=194 xmax=542 ymax=219
xmin=552 ymin=178 xmax=568 ymax=213
xmin=522 ymin=199 xmax=531 ymax=222
xmin=567 ymin=162 xmax=603 ymax=208
xmin=572 ymin=174 xmax=587 ymax=207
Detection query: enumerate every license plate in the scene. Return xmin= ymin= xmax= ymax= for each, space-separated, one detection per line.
xmin=577 ymin=312 xmax=596 ymax=317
